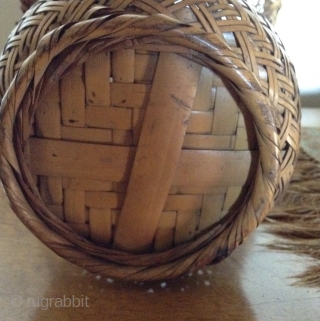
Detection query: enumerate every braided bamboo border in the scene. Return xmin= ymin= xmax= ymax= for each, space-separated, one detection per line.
xmin=0 ymin=11 xmax=281 ymax=280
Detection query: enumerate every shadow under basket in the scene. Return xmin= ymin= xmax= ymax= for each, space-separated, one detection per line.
xmin=0 ymin=0 xmax=300 ymax=281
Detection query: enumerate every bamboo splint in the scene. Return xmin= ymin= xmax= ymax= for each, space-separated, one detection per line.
xmin=0 ymin=0 xmax=300 ymax=280
xmin=113 ymin=53 xmax=202 ymax=252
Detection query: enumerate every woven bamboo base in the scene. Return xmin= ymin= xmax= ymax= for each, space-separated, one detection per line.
xmin=29 ymin=49 xmax=259 ymax=252
xmin=0 ymin=0 xmax=300 ymax=280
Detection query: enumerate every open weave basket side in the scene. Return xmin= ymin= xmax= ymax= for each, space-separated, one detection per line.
xmin=19 ymin=0 xmax=283 ymax=24
xmin=0 ymin=0 xmax=300 ymax=280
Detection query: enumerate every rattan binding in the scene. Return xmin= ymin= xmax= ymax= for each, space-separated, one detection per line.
xmin=0 ymin=0 xmax=300 ymax=280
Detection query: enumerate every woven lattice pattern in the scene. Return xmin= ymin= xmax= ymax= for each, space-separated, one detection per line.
xmin=1 ymin=0 xmax=115 ymax=98
xmin=31 ymin=51 xmax=258 ymax=251
xmin=0 ymin=0 xmax=300 ymax=280
xmin=3 ymin=0 xmax=299 ymax=193
xmin=19 ymin=0 xmax=283 ymax=25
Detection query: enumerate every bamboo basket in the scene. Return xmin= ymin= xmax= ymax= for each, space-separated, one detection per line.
xmin=0 ymin=0 xmax=300 ymax=280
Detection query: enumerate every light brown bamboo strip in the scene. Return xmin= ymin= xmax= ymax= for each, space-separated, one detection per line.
xmin=164 ymin=195 xmax=203 ymax=211
xmin=192 ymin=66 xmax=214 ymax=111
xmin=112 ymin=49 xmax=135 ymax=83
xmin=177 ymin=186 xmax=228 ymax=195
xmin=35 ymin=82 xmax=61 ymax=139
xmin=29 ymin=137 xmax=257 ymax=186
xmin=62 ymin=178 xmax=113 ymax=192
xmin=198 ymin=194 xmax=226 ymax=231
xmin=132 ymin=108 xmax=146 ymax=146
xmin=61 ymin=126 xmax=113 ymax=144
xmin=85 ymin=52 xmax=111 ymax=106
xmin=89 ymin=208 xmax=112 ymax=245
xmin=154 ymin=211 xmax=177 ymax=252
xmin=29 ymin=138 xmax=135 ymax=182
xmin=186 ymin=111 xmax=214 ymax=134
xmin=85 ymin=191 xmax=125 ymax=209
xmin=173 ymin=150 xmax=258 ymax=187
xmin=112 ymin=129 xmax=133 ymax=146
xmin=110 ymin=83 xmax=151 ymax=108
xmin=235 ymin=126 xmax=249 ymax=150
xmin=63 ymin=190 xmax=86 ymax=223
xmin=222 ymin=186 xmax=245 ymax=211
xmin=113 ymin=53 xmax=202 ymax=252
xmin=174 ymin=211 xmax=198 ymax=245
xmin=134 ymin=52 xmax=158 ymax=82
xmin=86 ymin=105 xmax=132 ymax=130
xmin=67 ymin=223 xmax=90 ymax=238
xmin=183 ymin=134 xmax=235 ymax=150
xmin=60 ymin=65 xmax=86 ymax=127
xmin=39 ymin=176 xmax=63 ymax=205
xmin=211 ymin=87 xmax=240 ymax=135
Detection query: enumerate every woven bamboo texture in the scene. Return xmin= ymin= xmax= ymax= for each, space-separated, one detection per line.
xmin=19 ymin=0 xmax=282 ymax=24
xmin=0 ymin=0 xmax=300 ymax=280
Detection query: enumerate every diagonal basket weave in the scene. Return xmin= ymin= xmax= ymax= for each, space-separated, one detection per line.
xmin=0 ymin=0 xmax=300 ymax=280
xmin=19 ymin=0 xmax=283 ymax=25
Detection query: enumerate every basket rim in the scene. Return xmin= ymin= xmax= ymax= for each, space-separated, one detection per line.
xmin=0 ymin=12 xmax=281 ymax=280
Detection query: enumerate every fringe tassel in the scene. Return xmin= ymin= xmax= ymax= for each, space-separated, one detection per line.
xmin=265 ymin=149 xmax=320 ymax=287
